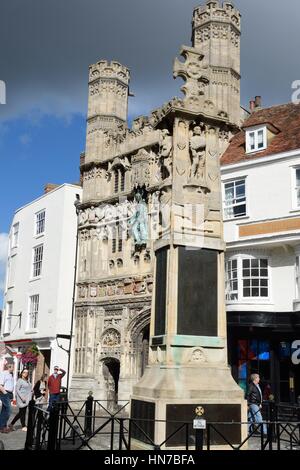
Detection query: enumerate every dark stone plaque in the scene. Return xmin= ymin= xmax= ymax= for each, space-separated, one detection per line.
xmin=177 ymin=247 xmax=218 ymax=336
xmin=166 ymin=404 xmax=241 ymax=447
xmin=154 ymin=247 xmax=168 ymax=336
xmin=131 ymin=400 xmax=155 ymax=444
xmin=151 ymin=336 xmax=164 ymax=346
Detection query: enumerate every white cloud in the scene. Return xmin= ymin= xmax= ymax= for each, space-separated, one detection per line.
xmin=0 ymin=233 xmax=9 ymax=293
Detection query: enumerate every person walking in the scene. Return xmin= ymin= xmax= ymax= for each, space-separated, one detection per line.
xmin=33 ymin=373 xmax=48 ymax=405
xmin=9 ymin=369 xmax=32 ymax=432
xmin=0 ymin=363 xmax=15 ymax=433
xmin=47 ymin=366 xmax=66 ymax=411
xmin=247 ymin=373 xmax=267 ymax=435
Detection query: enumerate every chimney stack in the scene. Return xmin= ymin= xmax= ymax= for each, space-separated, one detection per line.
xmin=249 ymin=100 xmax=256 ymax=113
xmin=44 ymin=183 xmax=59 ymax=194
xmin=255 ymin=96 xmax=262 ymax=109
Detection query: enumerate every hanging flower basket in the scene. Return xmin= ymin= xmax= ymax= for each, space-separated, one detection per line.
xmin=20 ymin=343 xmax=40 ymax=367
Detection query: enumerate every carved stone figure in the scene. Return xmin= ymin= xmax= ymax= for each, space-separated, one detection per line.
xmin=88 ymin=206 xmax=96 ymax=223
xmin=189 ymin=126 xmax=206 ymax=180
xmin=95 ymin=205 xmax=105 ymax=222
xmin=129 ymin=192 xmax=148 ymax=247
xmin=158 ymin=129 xmax=173 ymax=179
xmin=79 ymin=209 xmax=88 ymax=226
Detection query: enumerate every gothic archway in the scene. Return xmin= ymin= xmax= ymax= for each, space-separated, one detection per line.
xmin=101 ymin=357 xmax=120 ymax=412
xmin=127 ymin=306 xmax=151 ymax=378
xmin=140 ymin=324 xmax=150 ymax=377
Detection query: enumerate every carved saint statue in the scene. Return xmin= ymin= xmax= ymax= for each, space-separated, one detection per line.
xmin=88 ymin=206 xmax=96 ymax=223
xmin=189 ymin=126 xmax=206 ymax=180
xmin=159 ymin=129 xmax=173 ymax=179
xmin=129 ymin=192 xmax=148 ymax=247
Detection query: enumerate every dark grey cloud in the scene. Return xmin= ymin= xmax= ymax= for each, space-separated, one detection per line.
xmin=0 ymin=0 xmax=299 ymax=123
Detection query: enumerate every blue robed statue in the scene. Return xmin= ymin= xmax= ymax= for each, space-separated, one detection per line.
xmin=129 ymin=192 xmax=148 ymax=246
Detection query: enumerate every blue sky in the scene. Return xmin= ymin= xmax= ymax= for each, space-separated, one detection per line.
xmin=0 ymin=114 xmax=85 ymax=233
xmin=1 ymin=0 xmax=300 ymax=306
xmin=0 ymin=114 xmax=86 ymax=303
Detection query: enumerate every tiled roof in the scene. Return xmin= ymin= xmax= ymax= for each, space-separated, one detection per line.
xmin=221 ymin=102 xmax=300 ymax=165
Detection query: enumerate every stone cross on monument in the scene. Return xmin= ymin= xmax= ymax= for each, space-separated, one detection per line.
xmin=173 ymin=46 xmax=210 ymax=110
xmin=130 ymin=1 xmax=247 ymax=449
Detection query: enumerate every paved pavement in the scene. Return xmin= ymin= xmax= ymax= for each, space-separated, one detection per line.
xmin=0 ymin=407 xmax=298 ymax=451
xmin=0 ymin=407 xmax=27 ymax=450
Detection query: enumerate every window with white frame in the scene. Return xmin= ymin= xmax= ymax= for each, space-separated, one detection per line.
xmin=28 ymin=295 xmax=39 ymax=330
xmin=293 ymin=168 xmax=300 ymax=208
xmin=4 ymin=301 xmax=13 ymax=333
xmin=32 ymin=245 xmax=43 ymax=277
xmin=225 ymin=256 xmax=269 ymax=301
xmin=12 ymin=223 xmax=19 ymax=248
xmin=223 ymin=179 xmax=246 ymax=219
xmin=242 ymin=258 xmax=269 ymax=298
xmin=296 ymin=256 xmax=300 ymax=299
xmin=246 ymin=127 xmax=267 ymax=154
xmin=225 ymin=259 xmax=238 ymax=301
xmin=35 ymin=210 xmax=45 ymax=235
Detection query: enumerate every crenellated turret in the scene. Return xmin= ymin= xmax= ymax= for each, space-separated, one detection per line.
xmin=192 ymin=1 xmax=241 ymax=125
xmin=85 ymin=60 xmax=130 ymax=164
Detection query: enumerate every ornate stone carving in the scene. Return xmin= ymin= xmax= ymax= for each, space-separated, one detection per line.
xmin=190 ymin=347 xmax=207 ymax=363
xmin=188 ymin=125 xmax=207 ymax=182
xmin=78 ymin=285 xmax=88 ymax=298
xmin=102 ymin=328 xmax=121 ymax=347
xmin=83 ymin=166 xmax=105 ymax=181
xmin=104 ymin=318 xmax=121 ymax=328
xmin=158 ymin=129 xmax=173 ymax=179
xmin=131 ymin=148 xmax=156 ymax=188
xmin=231 ymin=30 xmax=240 ymax=48
xmin=89 ymin=60 xmax=130 ymax=85
xmin=90 ymin=285 xmax=97 ymax=297
xmin=173 ymin=46 xmax=210 ymax=110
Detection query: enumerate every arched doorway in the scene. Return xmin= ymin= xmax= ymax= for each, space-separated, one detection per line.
xmin=102 ymin=357 xmax=120 ymax=412
xmin=140 ymin=324 xmax=150 ymax=377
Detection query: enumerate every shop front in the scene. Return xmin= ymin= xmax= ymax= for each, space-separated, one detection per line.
xmin=228 ymin=312 xmax=300 ymax=404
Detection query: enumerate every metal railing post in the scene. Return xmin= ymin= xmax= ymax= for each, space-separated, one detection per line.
xmin=35 ymin=408 xmax=44 ymax=451
xmin=207 ymin=424 xmax=210 ymax=451
xmin=119 ymin=418 xmax=124 ymax=450
xmin=128 ymin=418 xmax=132 ymax=450
xmin=47 ymin=403 xmax=60 ymax=451
xmin=24 ymin=399 xmax=35 ymax=450
xmin=110 ymin=418 xmax=115 ymax=450
xmin=195 ymin=428 xmax=204 ymax=451
xmin=185 ymin=423 xmax=189 ymax=450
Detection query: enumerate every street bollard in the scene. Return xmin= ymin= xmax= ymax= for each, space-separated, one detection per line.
xmin=84 ymin=391 xmax=93 ymax=437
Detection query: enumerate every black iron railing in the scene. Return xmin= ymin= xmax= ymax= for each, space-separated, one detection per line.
xmin=24 ymin=397 xmax=300 ymax=451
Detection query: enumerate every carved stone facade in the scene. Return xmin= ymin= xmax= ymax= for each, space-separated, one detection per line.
xmin=71 ymin=0 xmax=242 ymax=402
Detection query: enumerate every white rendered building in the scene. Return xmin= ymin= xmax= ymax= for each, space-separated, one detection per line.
xmin=221 ymin=101 xmax=300 ymax=402
xmin=0 ymin=183 xmax=82 ymax=388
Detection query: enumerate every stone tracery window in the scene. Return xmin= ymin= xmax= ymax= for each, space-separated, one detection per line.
xmin=112 ymin=218 xmax=123 ymax=254
xmin=114 ymin=167 xmax=125 ymax=193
